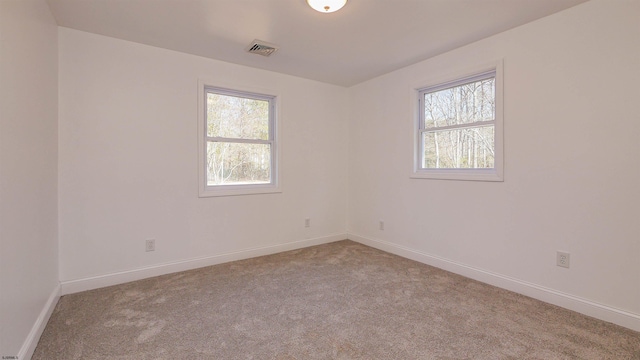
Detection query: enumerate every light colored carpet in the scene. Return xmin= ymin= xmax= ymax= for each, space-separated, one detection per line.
xmin=33 ymin=240 xmax=639 ymax=359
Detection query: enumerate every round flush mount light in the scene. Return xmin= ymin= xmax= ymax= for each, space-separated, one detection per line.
xmin=307 ymin=0 xmax=347 ymax=13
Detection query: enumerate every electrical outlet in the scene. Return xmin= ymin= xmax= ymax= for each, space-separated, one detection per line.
xmin=557 ymin=251 xmax=570 ymax=268
xmin=146 ymin=239 xmax=155 ymax=252
xmin=305 ymin=218 xmax=311 ymax=228
xmin=379 ymin=220 xmax=384 ymax=231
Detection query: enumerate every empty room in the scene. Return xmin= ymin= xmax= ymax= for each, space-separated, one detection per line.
xmin=1 ymin=0 xmax=639 ymax=358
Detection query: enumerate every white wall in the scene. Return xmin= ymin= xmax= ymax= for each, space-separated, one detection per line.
xmin=0 ymin=0 xmax=59 ymax=357
xmin=348 ymin=0 xmax=640 ymax=325
xmin=58 ymin=28 xmax=348 ymax=286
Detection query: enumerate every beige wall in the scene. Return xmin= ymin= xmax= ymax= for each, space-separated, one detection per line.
xmin=0 ymin=0 xmax=59 ymax=357
xmin=348 ymin=0 xmax=640 ymax=325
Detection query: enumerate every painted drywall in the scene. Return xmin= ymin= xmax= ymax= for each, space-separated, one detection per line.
xmin=58 ymin=28 xmax=348 ymax=283
xmin=0 ymin=0 xmax=59 ymax=356
xmin=348 ymin=0 xmax=640 ymax=317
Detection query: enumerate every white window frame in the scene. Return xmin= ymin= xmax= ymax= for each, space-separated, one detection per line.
xmin=411 ymin=60 xmax=504 ymax=182
xmin=198 ymin=80 xmax=281 ymax=197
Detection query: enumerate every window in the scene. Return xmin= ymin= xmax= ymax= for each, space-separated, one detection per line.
xmin=198 ymin=83 xmax=279 ymax=197
xmin=413 ymin=63 xmax=503 ymax=181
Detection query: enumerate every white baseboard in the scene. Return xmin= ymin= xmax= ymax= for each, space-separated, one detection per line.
xmin=18 ymin=284 xmax=60 ymax=360
xmin=61 ymin=233 xmax=347 ymax=295
xmin=348 ymin=233 xmax=640 ymax=332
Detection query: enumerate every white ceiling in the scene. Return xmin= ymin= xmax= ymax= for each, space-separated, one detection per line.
xmin=46 ymin=0 xmax=587 ymax=87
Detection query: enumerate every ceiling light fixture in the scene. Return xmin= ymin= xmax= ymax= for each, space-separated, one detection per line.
xmin=307 ymin=0 xmax=347 ymax=13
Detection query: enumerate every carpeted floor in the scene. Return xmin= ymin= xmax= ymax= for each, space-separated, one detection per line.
xmin=33 ymin=240 xmax=640 ymax=359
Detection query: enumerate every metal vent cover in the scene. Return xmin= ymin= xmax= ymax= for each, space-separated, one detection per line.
xmin=246 ymin=39 xmax=279 ymax=57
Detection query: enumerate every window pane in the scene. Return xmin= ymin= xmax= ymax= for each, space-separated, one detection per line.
xmin=422 ymin=126 xmax=494 ymax=169
xmin=207 ymin=93 xmax=270 ymax=140
xmin=424 ymin=78 xmax=495 ymax=129
xmin=207 ymin=142 xmax=271 ymax=185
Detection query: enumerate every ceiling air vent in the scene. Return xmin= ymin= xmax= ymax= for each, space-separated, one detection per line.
xmin=246 ymin=39 xmax=279 ymax=57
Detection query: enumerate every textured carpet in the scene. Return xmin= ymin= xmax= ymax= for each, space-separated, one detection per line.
xmin=34 ymin=240 xmax=640 ymax=359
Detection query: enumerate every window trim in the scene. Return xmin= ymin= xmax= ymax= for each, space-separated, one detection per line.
xmin=411 ymin=60 xmax=504 ymax=182
xmin=198 ymin=80 xmax=281 ymax=197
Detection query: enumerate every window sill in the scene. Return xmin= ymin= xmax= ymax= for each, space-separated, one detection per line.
xmin=199 ymin=184 xmax=282 ymax=198
xmin=411 ymin=169 xmax=503 ymax=182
